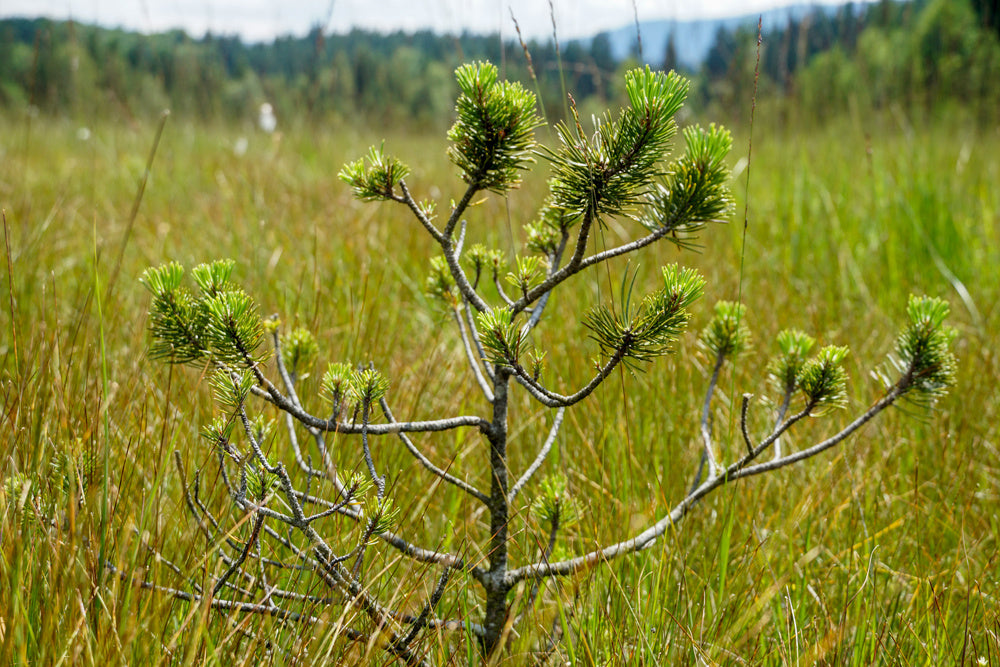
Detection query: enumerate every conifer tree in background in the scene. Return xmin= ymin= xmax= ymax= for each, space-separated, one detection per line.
xmin=971 ymin=0 xmax=1000 ymax=38
xmin=141 ymin=61 xmax=956 ymax=661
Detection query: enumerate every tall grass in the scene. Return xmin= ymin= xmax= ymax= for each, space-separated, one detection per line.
xmin=1 ymin=106 xmax=997 ymax=664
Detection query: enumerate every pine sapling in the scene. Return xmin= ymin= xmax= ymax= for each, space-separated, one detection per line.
xmin=137 ymin=61 xmax=956 ymax=662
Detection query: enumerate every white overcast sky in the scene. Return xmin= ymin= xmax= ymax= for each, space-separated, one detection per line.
xmin=0 ymin=1 xmax=862 ymax=42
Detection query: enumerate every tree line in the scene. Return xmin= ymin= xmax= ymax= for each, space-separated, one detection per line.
xmin=1 ymin=0 xmax=997 ymax=127
xmin=699 ymin=0 xmax=1000 ymax=123
xmin=0 ymin=17 xmax=618 ymax=127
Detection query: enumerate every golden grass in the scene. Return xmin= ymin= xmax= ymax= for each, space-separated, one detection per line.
xmin=1 ymin=108 xmax=998 ymax=664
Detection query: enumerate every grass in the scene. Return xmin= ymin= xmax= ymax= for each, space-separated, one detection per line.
xmin=1 ymin=105 xmax=998 ymax=665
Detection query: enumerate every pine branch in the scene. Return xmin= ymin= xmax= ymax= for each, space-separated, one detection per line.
xmin=380 ymin=398 xmax=490 ymax=504
xmin=453 ymin=306 xmax=495 ymax=402
xmin=508 ymin=408 xmax=566 ymax=504
xmin=504 ymin=296 xmax=955 ymax=585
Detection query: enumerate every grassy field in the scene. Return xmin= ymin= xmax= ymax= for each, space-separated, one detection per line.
xmin=1 ymin=102 xmax=998 ymax=665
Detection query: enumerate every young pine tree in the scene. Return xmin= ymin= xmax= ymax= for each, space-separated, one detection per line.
xmin=140 ymin=62 xmax=956 ymax=662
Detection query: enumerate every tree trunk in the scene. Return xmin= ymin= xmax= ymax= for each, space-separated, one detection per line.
xmin=481 ymin=368 xmax=511 ymax=655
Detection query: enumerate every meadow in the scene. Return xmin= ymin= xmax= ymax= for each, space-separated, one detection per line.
xmin=1 ymin=99 xmax=998 ymax=665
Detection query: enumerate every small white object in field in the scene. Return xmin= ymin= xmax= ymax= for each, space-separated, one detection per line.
xmin=731 ymin=156 xmax=748 ymax=179
xmin=234 ymin=136 xmax=249 ymax=156
xmin=77 ymin=127 xmax=91 ymax=141
xmin=259 ymin=103 xmax=277 ymax=133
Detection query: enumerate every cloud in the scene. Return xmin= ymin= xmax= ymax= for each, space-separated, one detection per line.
xmin=1 ymin=0 xmax=864 ymax=42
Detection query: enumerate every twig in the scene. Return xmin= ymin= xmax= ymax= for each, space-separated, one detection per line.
xmin=213 ymin=508 xmax=265 ymax=596
xmin=393 ymin=566 xmax=455 ymax=650
xmin=494 ymin=271 xmax=516 ymax=307
xmin=396 ymin=181 xmax=445 ymax=243
xmin=110 ymin=563 xmax=323 ymax=623
xmin=505 ymin=382 xmax=907 ymax=585
xmin=454 ymin=306 xmax=495 ymax=402
xmin=380 ymin=398 xmax=489 ymax=504
xmin=630 ymin=0 xmax=644 ymax=61
xmin=510 ymin=346 xmax=627 ymax=408
xmin=463 ymin=301 xmax=495 ymax=383
xmin=524 ymin=230 xmax=569 ymax=332
xmin=359 ymin=399 xmax=385 ymax=498
xmin=740 ymin=394 xmax=754 ymax=455
xmin=772 ymin=387 xmax=793 ymax=459
xmin=509 ymin=407 xmax=566 ymax=504
xmin=249 ymin=380 xmax=489 ymax=435
xmin=510 ymin=218 xmax=714 ymax=316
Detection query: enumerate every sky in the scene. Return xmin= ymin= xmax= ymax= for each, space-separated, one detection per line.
xmin=0 ymin=0 xmax=862 ymax=42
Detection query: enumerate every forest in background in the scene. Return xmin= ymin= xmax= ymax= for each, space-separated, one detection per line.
xmin=1 ymin=0 xmax=998 ymax=128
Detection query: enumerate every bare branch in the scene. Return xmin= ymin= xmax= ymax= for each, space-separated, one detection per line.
xmin=510 ymin=347 xmax=626 ymax=408
xmin=231 ymin=405 xmax=278 ymax=475
xmin=740 ymin=393 xmax=754 ymax=455
xmin=444 ymin=181 xmax=481 ymax=239
xmin=511 ymin=215 xmax=682 ymax=315
xmin=509 ymin=407 xmax=566 ymax=504
xmin=214 ymin=510 xmax=265 ymax=596
xmin=697 ymin=351 xmax=726 ymax=484
xmin=772 ymin=387 xmax=794 ymax=460
xmin=270 ymin=326 xmax=305 ymax=411
xmin=454 ymin=306 xmax=495 ymax=402
xmin=463 ymin=301 xmax=495 ymax=384
xmin=523 ymin=229 xmax=570 ymax=333
xmin=396 ymin=181 xmax=445 ymax=243
xmin=734 ymin=385 xmax=904 ymax=479
xmin=494 ymin=271 xmax=516 ymax=307
xmin=393 ymin=566 xmax=455 ymax=650
xmin=249 ymin=384 xmax=489 ymax=435
xmin=110 ymin=563 xmax=324 ymax=623
xmin=358 ymin=400 xmax=386 ymax=497
xmin=282 ymin=412 xmax=328 ymax=478
xmin=271 ymin=328 xmax=343 ymax=485
xmin=109 ymin=563 xmax=431 ymax=667
xmin=380 ymin=398 xmax=490 ymax=504
xmin=505 ymin=383 xmax=906 ymax=585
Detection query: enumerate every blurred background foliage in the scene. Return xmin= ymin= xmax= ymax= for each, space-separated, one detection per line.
xmin=1 ymin=0 xmax=997 ymax=129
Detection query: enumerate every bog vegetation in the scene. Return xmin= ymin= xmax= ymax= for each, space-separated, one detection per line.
xmin=1 ymin=0 xmax=999 ymax=665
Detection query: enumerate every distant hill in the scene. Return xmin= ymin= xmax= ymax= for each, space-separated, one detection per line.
xmin=591 ymin=2 xmax=869 ymax=68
